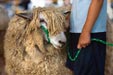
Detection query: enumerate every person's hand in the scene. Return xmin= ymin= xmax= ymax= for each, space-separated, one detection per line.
xmin=77 ymin=32 xmax=91 ymax=49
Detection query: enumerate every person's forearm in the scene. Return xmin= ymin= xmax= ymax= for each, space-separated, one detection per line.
xmin=82 ymin=0 xmax=104 ymax=33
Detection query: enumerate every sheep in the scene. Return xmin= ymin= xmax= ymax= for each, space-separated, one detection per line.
xmin=0 ymin=5 xmax=9 ymax=56
xmin=105 ymin=19 xmax=113 ymax=75
xmin=0 ymin=5 xmax=9 ymax=75
xmin=4 ymin=7 xmax=72 ymax=75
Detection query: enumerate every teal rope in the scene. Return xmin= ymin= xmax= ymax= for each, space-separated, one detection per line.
xmin=40 ymin=26 xmax=113 ymax=62
xmin=67 ymin=38 xmax=113 ymax=62
xmin=91 ymin=38 xmax=113 ymax=46
xmin=40 ymin=25 xmax=50 ymax=43
xmin=67 ymin=48 xmax=81 ymax=62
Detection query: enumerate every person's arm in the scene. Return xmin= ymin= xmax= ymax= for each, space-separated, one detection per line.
xmin=77 ymin=0 xmax=104 ymax=49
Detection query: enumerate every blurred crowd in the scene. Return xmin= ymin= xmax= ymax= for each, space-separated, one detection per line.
xmin=1 ymin=0 xmax=113 ymax=21
xmin=108 ymin=0 xmax=113 ymax=21
xmin=0 ymin=0 xmax=72 ymax=18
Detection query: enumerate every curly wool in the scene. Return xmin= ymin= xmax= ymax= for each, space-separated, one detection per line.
xmin=4 ymin=7 xmax=72 ymax=75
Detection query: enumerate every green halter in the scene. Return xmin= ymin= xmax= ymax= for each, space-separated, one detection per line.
xmin=40 ymin=25 xmax=50 ymax=43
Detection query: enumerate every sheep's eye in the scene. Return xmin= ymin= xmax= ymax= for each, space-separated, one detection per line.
xmin=40 ymin=19 xmax=47 ymax=29
xmin=40 ymin=19 xmax=45 ymax=23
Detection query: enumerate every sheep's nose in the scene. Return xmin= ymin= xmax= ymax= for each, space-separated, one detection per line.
xmin=59 ymin=41 xmax=65 ymax=46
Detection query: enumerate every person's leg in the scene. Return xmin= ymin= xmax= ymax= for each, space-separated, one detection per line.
xmin=71 ymin=32 xmax=106 ymax=75
xmin=66 ymin=33 xmax=96 ymax=75
xmin=73 ymin=43 xmax=96 ymax=75
xmin=90 ymin=32 xmax=106 ymax=75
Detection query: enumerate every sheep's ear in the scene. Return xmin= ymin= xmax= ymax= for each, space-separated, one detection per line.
xmin=62 ymin=10 xmax=71 ymax=20
xmin=57 ymin=5 xmax=71 ymax=15
xmin=16 ymin=12 xmax=33 ymax=20
xmin=63 ymin=11 xmax=71 ymax=15
xmin=63 ymin=10 xmax=71 ymax=30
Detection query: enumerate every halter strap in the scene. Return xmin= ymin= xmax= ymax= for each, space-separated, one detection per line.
xmin=40 ymin=25 xmax=50 ymax=43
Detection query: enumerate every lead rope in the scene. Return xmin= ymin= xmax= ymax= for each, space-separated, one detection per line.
xmin=40 ymin=25 xmax=113 ymax=62
xmin=67 ymin=38 xmax=113 ymax=62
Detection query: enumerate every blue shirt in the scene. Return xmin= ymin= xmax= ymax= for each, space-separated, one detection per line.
xmin=70 ymin=0 xmax=107 ymax=33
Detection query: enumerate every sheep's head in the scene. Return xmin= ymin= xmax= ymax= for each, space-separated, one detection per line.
xmin=39 ymin=10 xmax=70 ymax=49
xmin=17 ymin=7 xmax=70 ymax=49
